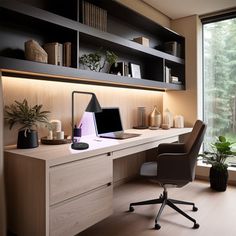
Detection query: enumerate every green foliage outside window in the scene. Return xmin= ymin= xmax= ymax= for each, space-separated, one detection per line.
xmin=203 ymin=18 xmax=236 ymax=165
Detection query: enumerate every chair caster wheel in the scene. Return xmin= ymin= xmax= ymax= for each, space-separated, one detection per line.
xmin=193 ymin=223 xmax=200 ymax=229
xmin=155 ymin=223 xmax=161 ymax=230
xmin=193 ymin=206 xmax=198 ymax=211
xmin=129 ymin=206 xmax=134 ymax=212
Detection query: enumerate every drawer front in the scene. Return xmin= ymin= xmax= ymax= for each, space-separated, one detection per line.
xmin=49 ymin=154 xmax=112 ymax=205
xmin=50 ymin=185 xmax=113 ymax=236
xmin=112 ymin=137 xmax=178 ymax=159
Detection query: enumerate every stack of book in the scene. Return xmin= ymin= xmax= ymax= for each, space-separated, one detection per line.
xmin=80 ymin=0 xmax=107 ymax=31
xmin=43 ymin=42 xmax=71 ymax=67
xmin=171 ymin=76 xmax=182 ymax=84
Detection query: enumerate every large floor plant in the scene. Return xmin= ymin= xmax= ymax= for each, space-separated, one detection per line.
xmin=199 ymin=136 xmax=236 ymax=191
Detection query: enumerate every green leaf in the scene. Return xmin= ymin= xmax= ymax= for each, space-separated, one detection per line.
xmin=219 ymin=136 xmax=226 ymax=142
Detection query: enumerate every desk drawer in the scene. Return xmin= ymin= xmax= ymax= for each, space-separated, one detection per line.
xmin=112 ymin=137 xmax=178 ymax=159
xmin=50 ymin=184 xmax=113 ymax=236
xmin=49 ymin=154 xmax=112 ymax=205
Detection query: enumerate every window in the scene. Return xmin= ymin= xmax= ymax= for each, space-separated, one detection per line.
xmin=203 ymin=14 xmax=236 ymax=166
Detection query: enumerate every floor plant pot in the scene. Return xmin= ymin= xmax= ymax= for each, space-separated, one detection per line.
xmin=209 ymin=166 xmax=228 ymax=192
xmin=17 ymin=129 xmax=39 ymax=149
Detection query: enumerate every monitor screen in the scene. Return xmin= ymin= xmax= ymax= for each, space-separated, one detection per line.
xmin=94 ymin=108 xmax=123 ymax=134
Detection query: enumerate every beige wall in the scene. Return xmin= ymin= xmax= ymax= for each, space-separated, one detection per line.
xmin=2 ymin=76 xmax=163 ymax=145
xmin=117 ymin=0 xmax=170 ymax=28
xmin=0 ymin=74 xmax=6 ymax=236
xmin=163 ymin=15 xmax=202 ymax=127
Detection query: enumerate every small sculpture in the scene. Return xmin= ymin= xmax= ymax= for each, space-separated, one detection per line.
xmin=25 ymin=39 xmax=48 ymax=63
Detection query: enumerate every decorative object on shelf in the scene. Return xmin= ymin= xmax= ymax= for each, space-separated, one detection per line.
xmin=163 ymin=108 xmax=173 ymax=128
xmin=71 ymin=91 xmax=102 ymax=150
xmin=79 ymin=49 xmax=118 ymax=73
xmin=133 ymin=107 xmax=148 ymax=129
xmin=4 ymin=99 xmax=50 ymax=149
xmin=163 ymin=41 xmax=181 ymax=57
xmin=129 ymin=63 xmax=141 ymax=78
xmin=24 ymin=39 xmax=48 ymax=63
xmin=174 ymin=115 xmax=184 ymax=128
xmin=79 ymin=0 xmax=107 ymax=31
xmin=43 ymin=42 xmax=63 ymax=66
xmin=148 ymin=106 xmax=161 ymax=129
xmin=161 ymin=123 xmax=170 ymax=130
xmin=133 ymin=36 xmax=149 ymax=47
xmin=198 ymin=136 xmax=236 ymax=191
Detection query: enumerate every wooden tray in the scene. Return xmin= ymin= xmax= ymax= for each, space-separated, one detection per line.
xmin=41 ymin=136 xmax=71 ymax=145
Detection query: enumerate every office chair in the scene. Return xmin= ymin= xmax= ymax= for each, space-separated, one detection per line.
xmin=129 ymin=120 xmax=206 ymax=230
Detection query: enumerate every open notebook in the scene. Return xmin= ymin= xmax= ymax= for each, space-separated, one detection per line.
xmin=94 ymin=107 xmax=140 ymax=139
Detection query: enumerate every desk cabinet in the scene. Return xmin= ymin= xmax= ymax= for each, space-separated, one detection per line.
xmin=5 ymin=151 xmax=113 ymax=236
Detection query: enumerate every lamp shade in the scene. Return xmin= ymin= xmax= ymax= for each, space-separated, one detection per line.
xmin=85 ymin=94 xmax=102 ymax=113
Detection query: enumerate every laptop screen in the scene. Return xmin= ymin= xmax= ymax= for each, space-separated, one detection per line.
xmin=94 ymin=107 xmax=123 ymax=135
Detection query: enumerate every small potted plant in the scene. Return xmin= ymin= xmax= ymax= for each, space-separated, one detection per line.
xmin=199 ymin=136 xmax=236 ymax=191
xmin=5 ymin=99 xmax=50 ymax=149
xmin=79 ymin=49 xmax=118 ymax=72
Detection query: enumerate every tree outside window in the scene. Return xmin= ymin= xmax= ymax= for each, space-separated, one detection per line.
xmin=203 ymin=17 xmax=236 ymax=166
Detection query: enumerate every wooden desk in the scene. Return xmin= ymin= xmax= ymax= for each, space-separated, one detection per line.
xmin=4 ymin=128 xmax=191 ymax=236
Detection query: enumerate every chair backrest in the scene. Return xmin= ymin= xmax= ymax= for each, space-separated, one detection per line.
xmin=185 ymin=120 xmax=207 ymax=180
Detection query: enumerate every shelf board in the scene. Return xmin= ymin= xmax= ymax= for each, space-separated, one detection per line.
xmin=0 ymin=0 xmax=184 ymax=65
xmin=0 ymin=57 xmax=184 ymax=91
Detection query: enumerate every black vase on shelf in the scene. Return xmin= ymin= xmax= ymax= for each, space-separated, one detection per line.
xmin=209 ymin=166 xmax=228 ymax=192
xmin=17 ymin=129 xmax=39 ymax=149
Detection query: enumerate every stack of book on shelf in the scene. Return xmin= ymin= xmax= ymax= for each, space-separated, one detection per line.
xmin=164 ymin=41 xmax=181 ymax=57
xmin=171 ymin=76 xmax=182 ymax=84
xmin=43 ymin=42 xmax=71 ymax=67
xmin=79 ymin=0 xmax=107 ymax=31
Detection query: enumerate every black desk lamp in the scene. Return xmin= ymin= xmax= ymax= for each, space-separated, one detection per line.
xmin=71 ymin=91 xmax=102 ymax=150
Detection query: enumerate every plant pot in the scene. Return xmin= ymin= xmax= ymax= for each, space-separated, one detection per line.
xmin=17 ymin=129 xmax=39 ymax=149
xmin=209 ymin=166 xmax=228 ymax=191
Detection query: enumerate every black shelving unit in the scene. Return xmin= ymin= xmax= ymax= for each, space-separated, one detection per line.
xmin=0 ymin=0 xmax=186 ymax=91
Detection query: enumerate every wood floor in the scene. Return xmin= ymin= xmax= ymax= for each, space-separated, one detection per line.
xmin=78 ymin=179 xmax=236 ymax=236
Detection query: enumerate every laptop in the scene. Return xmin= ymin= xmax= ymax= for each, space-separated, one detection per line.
xmin=94 ymin=107 xmax=141 ymax=139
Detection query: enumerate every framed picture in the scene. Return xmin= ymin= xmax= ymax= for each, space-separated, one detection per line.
xmin=129 ymin=63 xmax=141 ymax=78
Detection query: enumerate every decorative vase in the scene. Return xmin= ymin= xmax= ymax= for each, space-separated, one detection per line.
xmin=163 ymin=108 xmax=173 ymax=128
xmin=17 ymin=129 xmax=39 ymax=149
xmin=209 ymin=166 xmax=228 ymax=191
xmin=149 ymin=106 xmax=161 ymax=128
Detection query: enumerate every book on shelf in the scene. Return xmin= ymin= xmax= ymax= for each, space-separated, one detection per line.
xmin=43 ymin=42 xmax=63 ymax=66
xmin=63 ymin=42 xmax=72 ymax=67
xmin=165 ymin=66 xmax=171 ymax=83
xmin=79 ymin=0 xmax=107 ymax=31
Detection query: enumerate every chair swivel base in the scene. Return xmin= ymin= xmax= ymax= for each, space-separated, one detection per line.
xmin=129 ymin=190 xmax=199 ymax=230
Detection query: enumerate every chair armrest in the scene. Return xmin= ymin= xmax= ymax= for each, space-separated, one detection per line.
xmin=157 ymin=143 xmax=186 ymax=155
xmin=156 ymin=153 xmax=192 ymax=182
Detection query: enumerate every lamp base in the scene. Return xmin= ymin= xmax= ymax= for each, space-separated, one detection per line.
xmin=71 ymin=142 xmax=89 ymax=150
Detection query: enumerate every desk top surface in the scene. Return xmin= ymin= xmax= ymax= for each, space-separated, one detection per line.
xmin=5 ymin=128 xmax=191 ymax=166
